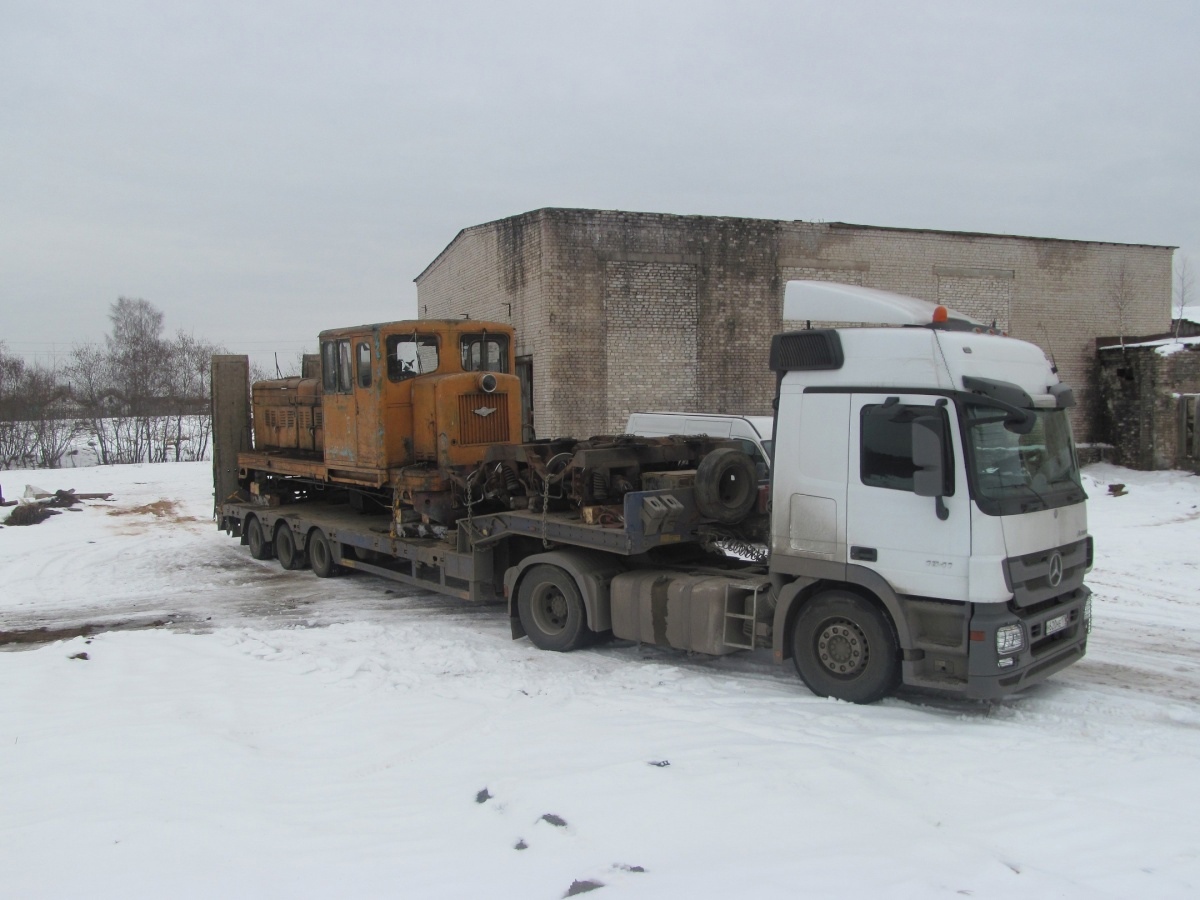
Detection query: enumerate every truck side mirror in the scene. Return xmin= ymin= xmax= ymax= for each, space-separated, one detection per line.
xmin=912 ymin=416 xmax=950 ymax=520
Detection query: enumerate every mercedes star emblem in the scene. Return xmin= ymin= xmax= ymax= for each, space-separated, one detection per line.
xmin=1047 ymin=551 xmax=1064 ymax=588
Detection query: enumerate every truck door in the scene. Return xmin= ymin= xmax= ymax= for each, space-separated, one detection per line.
xmin=845 ymin=393 xmax=971 ymax=601
xmin=321 ymin=339 xmax=357 ymax=465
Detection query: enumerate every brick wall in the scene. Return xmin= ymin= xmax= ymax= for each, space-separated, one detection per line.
xmin=603 ymin=260 xmax=698 ymax=431
xmin=935 ymin=271 xmax=1013 ymax=332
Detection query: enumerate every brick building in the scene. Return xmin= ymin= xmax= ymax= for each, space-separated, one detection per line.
xmin=415 ymin=208 xmax=1173 ymax=443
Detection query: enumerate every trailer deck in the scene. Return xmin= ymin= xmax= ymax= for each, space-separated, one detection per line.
xmin=220 ymin=485 xmax=710 ymax=603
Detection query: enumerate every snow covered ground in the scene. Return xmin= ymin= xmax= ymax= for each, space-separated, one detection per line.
xmin=1 ymin=461 xmax=1198 ymax=898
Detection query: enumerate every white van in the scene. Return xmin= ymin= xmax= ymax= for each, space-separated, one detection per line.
xmin=624 ymin=412 xmax=774 ymax=477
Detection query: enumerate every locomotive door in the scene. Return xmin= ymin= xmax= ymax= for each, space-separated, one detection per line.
xmin=321 ymin=339 xmax=357 ymax=465
xmin=352 ymin=337 xmax=382 ymax=469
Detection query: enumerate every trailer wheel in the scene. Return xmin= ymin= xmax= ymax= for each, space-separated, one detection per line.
xmin=274 ymin=522 xmax=307 ymax=570
xmin=694 ymin=448 xmax=758 ymax=524
xmin=791 ymin=591 xmax=900 ymax=704
xmin=517 ymin=565 xmax=591 ymax=652
xmin=246 ymin=516 xmax=274 ymax=560
xmin=308 ymin=528 xmax=339 ymax=578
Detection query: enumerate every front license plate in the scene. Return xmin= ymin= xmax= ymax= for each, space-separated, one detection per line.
xmin=1045 ymin=613 xmax=1070 ymax=636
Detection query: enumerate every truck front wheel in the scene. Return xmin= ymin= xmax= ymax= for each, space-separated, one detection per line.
xmin=791 ymin=591 xmax=900 ymax=703
xmin=517 ymin=565 xmax=591 ymax=652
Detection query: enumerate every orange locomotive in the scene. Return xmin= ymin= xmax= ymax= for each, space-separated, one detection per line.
xmin=239 ymin=319 xmax=523 ymax=524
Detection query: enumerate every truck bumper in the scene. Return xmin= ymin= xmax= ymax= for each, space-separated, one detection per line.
xmin=963 ymin=586 xmax=1091 ymax=699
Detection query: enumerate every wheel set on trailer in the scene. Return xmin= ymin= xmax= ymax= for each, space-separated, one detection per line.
xmin=241 ymin=514 xmax=341 ymax=580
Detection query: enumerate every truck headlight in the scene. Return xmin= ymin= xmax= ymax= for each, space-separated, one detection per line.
xmin=1084 ymin=597 xmax=1093 ymax=634
xmin=996 ymin=624 xmax=1025 ymax=654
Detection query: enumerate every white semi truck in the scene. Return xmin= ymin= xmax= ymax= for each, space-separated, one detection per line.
xmin=215 ymin=281 xmax=1091 ymax=703
xmin=764 ymin=281 xmax=1091 ymax=700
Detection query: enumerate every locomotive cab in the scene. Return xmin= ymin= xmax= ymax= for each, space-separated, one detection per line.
xmin=317 ymin=319 xmax=521 ymax=481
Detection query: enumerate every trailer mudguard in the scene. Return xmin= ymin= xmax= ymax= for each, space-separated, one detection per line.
xmin=505 ymin=550 xmax=628 ymax=639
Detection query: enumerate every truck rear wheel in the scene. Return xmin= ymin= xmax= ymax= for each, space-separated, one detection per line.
xmin=308 ymin=528 xmax=339 ymax=578
xmin=518 ymin=565 xmax=591 ymax=652
xmin=275 ymin=522 xmax=307 ymax=570
xmin=791 ymin=591 xmax=900 ymax=703
xmin=246 ymin=516 xmax=273 ymax=560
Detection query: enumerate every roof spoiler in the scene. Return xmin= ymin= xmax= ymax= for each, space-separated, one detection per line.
xmin=784 ymin=281 xmax=984 ymax=330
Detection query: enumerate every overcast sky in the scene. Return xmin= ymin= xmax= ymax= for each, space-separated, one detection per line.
xmin=4 ymin=0 xmax=1198 ymax=368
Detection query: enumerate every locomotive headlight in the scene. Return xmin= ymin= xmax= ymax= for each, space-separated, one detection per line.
xmin=996 ymin=623 xmax=1025 ymax=654
xmin=478 ymin=373 xmax=498 ymax=393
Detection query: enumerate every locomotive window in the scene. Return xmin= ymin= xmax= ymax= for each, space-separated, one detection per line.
xmin=357 ymin=341 xmax=372 ymax=388
xmin=337 ymin=340 xmax=353 ymax=393
xmin=321 ymin=340 xmax=354 ymax=393
xmin=387 ymin=334 xmax=440 ymax=381
xmin=321 ymin=341 xmax=338 ymax=392
xmin=461 ymin=334 xmax=509 ymax=373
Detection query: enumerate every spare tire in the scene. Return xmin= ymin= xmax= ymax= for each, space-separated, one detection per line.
xmin=694 ymin=447 xmax=758 ymax=524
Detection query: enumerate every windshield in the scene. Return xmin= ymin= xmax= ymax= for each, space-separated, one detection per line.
xmin=964 ymin=404 xmax=1085 ymax=514
xmin=460 ymin=334 xmax=509 ymax=373
xmin=387 ymin=335 xmax=439 ymax=381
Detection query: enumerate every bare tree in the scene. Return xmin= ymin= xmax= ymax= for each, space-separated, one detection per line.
xmin=18 ymin=299 xmax=231 ymax=469
xmin=0 ymin=343 xmax=34 ymax=469
xmin=107 ymin=297 xmax=168 ymax=459
xmin=0 ymin=345 xmax=80 ymax=469
xmin=164 ymin=331 xmax=223 ymax=461
xmin=249 ymin=360 xmax=274 ymax=386
xmin=1175 ymin=255 xmax=1194 ymax=340
xmin=23 ymin=363 xmax=79 ymax=469
xmin=66 ymin=342 xmax=118 ymax=465
xmin=1109 ymin=261 xmax=1134 ymax=352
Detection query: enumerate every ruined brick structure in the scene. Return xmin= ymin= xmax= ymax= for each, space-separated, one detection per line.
xmin=415 ymin=208 xmax=1173 ymax=443
xmin=1096 ymin=337 xmax=1200 ymax=471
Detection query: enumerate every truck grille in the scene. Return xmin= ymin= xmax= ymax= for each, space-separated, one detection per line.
xmin=458 ymin=393 xmax=510 ymax=445
xmin=1004 ymin=538 xmax=1090 ymax=608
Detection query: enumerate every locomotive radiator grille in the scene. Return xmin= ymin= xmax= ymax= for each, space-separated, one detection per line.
xmin=297 ymin=407 xmax=323 ymax=429
xmin=458 ymin=393 xmax=510 ymax=445
xmin=265 ymin=408 xmax=296 ymax=429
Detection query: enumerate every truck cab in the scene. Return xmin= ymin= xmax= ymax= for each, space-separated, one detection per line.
xmin=769 ymin=282 xmax=1091 ymax=699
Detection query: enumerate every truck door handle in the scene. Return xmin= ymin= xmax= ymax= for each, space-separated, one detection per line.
xmin=850 ymin=546 xmax=878 ymax=562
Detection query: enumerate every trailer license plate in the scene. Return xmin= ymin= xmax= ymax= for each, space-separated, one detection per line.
xmin=1045 ymin=613 xmax=1070 ymax=636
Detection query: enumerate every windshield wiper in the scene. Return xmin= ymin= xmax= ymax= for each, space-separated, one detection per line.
xmin=1015 ymin=481 xmax=1049 ymax=512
